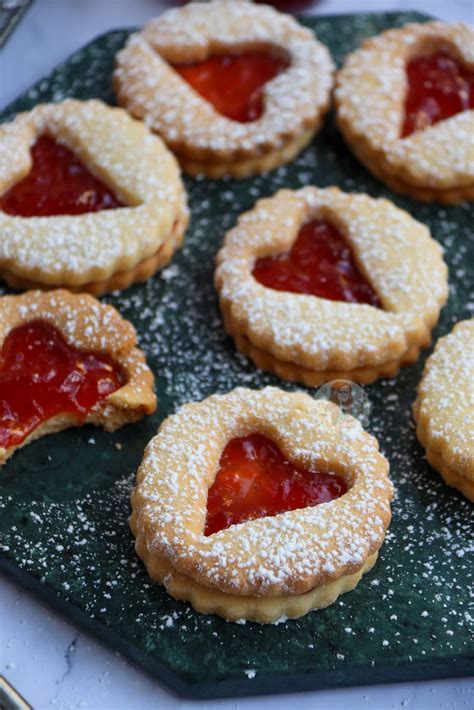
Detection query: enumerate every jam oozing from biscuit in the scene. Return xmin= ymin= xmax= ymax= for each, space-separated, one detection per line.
xmin=205 ymin=433 xmax=346 ymax=536
xmin=402 ymin=50 xmax=474 ymax=138
xmin=252 ymin=219 xmax=381 ymax=307
xmin=0 ymin=135 xmax=125 ymax=216
xmin=0 ymin=321 xmax=123 ymax=449
xmin=172 ymin=50 xmax=290 ymax=123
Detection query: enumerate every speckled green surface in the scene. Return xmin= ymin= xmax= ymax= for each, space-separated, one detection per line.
xmin=0 ymin=12 xmax=473 ymax=700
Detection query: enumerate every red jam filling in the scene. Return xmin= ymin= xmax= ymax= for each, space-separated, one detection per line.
xmin=402 ymin=50 xmax=474 ymax=138
xmin=0 ymin=321 xmax=123 ymax=449
xmin=252 ymin=219 xmax=381 ymax=307
xmin=205 ymin=433 xmax=347 ymax=536
xmin=172 ymin=50 xmax=290 ymax=123
xmin=0 ymin=135 xmax=125 ymax=217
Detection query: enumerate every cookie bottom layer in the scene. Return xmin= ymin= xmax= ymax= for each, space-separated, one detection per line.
xmin=231 ymin=329 xmax=422 ymax=386
xmin=337 ymin=118 xmax=473 ymax=205
xmin=361 ymin=155 xmax=474 ymax=205
xmin=135 ymin=533 xmax=379 ymax=623
xmin=0 ymin=214 xmax=187 ymax=296
xmin=415 ymin=428 xmax=474 ymax=502
xmin=178 ymin=124 xmax=318 ymax=179
xmin=0 ymin=402 xmax=148 ymax=467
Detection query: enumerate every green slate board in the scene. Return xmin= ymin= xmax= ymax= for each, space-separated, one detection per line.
xmin=0 ymin=12 xmax=473 ymax=700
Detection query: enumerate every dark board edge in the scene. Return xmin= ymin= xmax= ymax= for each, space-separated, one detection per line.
xmin=2 ymin=557 xmax=472 ymax=700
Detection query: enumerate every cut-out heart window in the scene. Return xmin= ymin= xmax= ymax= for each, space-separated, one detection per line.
xmin=205 ymin=432 xmax=347 ymax=535
xmin=0 ymin=135 xmax=125 ymax=217
xmin=252 ymin=218 xmax=381 ymax=307
xmin=402 ymin=50 xmax=474 ymax=138
xmin=172 ymin=50 xmax=290 ymax=123
xmin=0 ymin=320 xmax=123 ymax=449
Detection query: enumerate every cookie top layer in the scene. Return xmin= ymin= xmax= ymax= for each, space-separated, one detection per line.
xmin=0 ymin=99 xmax=188 ymax=289
xmin=335 ymin=21 xmax=474 ymax=191
xmin=215 ymin=186 xmax=448 ymax=373
xmin=114 ymin=0 xmax=334 ymax=160
xmin=131 ymin=386 xmax=393 ymax=597
xmin=414 ymin=318 xmax=474 ymax=480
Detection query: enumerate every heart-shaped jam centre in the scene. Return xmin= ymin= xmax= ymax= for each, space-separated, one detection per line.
xmin=252 ymin=219 xmax=381 ymax=307
xmin=0 ymin=321 xmax=123 ymax=449
xmin=172 ymin=50 xmax=290 ymax=123
xmin=402 ymin=50 xmax=474 ymax=138
xmin=205 ymin=433 xmax=346 ymax=536
xmin=0 ymin=135 xmax=125 ymax=217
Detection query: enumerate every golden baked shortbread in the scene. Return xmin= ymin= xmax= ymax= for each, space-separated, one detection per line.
xmin=215 ymin=186 xmax=448 ymax=386
xmin=413 ymin=319 xmax=474 ymax=502
xmin=131 ymin=387 xmax=393 ymax=623
xmin=114 ymin=0 xmax=334 ymax=178
xmin=335 ymin=22 xmax=474 ymax=204
xmin=0 ymin=99 xmax=189 ymax=294
xmin=0 ymin=289 xmax=156 ymax=466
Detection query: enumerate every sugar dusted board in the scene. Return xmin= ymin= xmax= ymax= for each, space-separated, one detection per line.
xmin=0 ymin=12 xmax=473 ymax=699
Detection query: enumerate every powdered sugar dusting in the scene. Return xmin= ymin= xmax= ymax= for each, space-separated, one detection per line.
xmin=115 ymin=0 xmax=334 ymax=156
xmin=215 ymin=186 xmax=448 ymax=371
xmin=133 ymin=387 xmax=392 ymax=595
xmin=415 ymin=318 xmax=474 ymax=475
xmin=335 ymin=21 xmax=474 ymax=188
xmin=0 ymin=289 xmax=135 ymax=353
xmin=0 ymin=10 xmax=472 ymax=688
xmin=0 ymin=99 xmax=187 ymax=285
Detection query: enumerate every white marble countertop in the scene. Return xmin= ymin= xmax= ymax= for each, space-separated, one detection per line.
xmin=0 ymin=2 xmax=473 ymax=709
